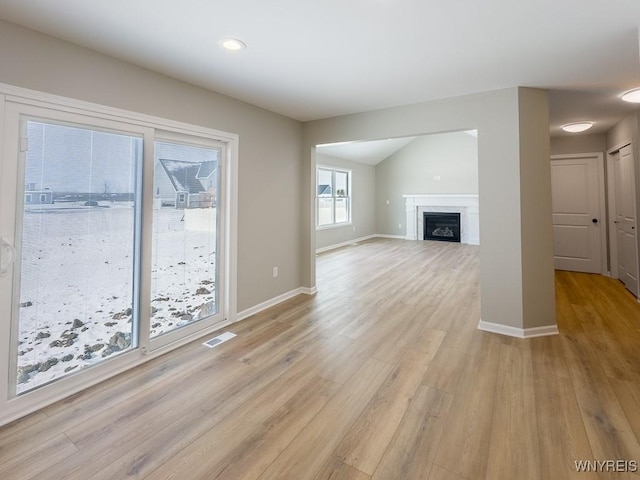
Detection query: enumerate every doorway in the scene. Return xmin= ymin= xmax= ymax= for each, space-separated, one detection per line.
xmin=314 ymin=130 xmax=479 ymax=252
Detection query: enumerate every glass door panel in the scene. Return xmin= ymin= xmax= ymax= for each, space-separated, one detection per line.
xmin=150 ymin=141 xmax=220 ymax=338
xmin=15 ymin=120 xmax=142 ymax=394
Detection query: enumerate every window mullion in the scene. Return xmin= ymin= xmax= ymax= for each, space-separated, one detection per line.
xmin=332 ymin=170 xmax=337 ymax=222
xmin=135 ymin=128 xmax=155 ymax=355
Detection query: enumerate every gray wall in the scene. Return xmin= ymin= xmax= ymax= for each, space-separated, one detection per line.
xmin=303 ymin=87 xmax=556 ymax=331
xmin=606 ymin=112 xmax=638 ymax=150
xmin=550 ymin=133 xmax=607 ymax=156
xmin=315 ymin=154 xmax=376 ymax=250
xmin=0 ymin=19 xmax=303 ymax=313
xmin=0 ymin=20 xmax=557 ymax=332
xmin=517 ymin=90 xmax=555 ymax=333
xmin=606 ymin=111 xmax=640 ymax=284
xmin=375 ymin=131 xmax=478 ymax=236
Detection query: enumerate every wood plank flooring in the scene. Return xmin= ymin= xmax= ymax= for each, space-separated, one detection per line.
xmin=1 ymin=238 xmax=640 ymax=479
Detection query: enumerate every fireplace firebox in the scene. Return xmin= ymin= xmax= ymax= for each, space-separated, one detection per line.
xmin=423 ymin=212 xmax=461 ymax=242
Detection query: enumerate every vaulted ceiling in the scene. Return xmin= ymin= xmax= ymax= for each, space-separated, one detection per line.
xmin=1 ymin=0 xmax=639 ymax=136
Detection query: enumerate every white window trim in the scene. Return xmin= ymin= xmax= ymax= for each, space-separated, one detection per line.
xmin=316 ymin=165 xmax=352 ymax=229
xmin=0 ymin=82 xmax=239 ymax=427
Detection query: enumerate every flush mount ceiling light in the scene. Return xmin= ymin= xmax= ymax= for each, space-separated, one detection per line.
xmin=621 ymin=87 xmax=640 ymax=103
xmin=561 ymin=122 xmax=594 ymax=133
xmin=221 ymin=38 xmax=246 ymax=51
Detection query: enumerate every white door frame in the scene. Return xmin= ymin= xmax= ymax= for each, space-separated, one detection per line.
xmin=607 ymin=144 xmax=625 ymax=279
xmin=0 ymin=83 xmax=239 ymax=427
xmin=551 ymin=153 xmax=607 ymax=275
xmin=607 ymin=141 xmax=639 ymax=293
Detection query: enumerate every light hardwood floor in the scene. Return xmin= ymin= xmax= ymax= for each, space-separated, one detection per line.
xmin=1 ymin=238 xmax=640 ymax=479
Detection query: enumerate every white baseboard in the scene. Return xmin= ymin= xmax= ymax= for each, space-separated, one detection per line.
xmin=477 ymin=319 xmax=559 ymax=338
xmin=315 ymin=234 xmax=377 ymax=254
xmin=316 ymin=234 xmax=407 ymax=254
xmin=374 ymin=234 xmax=406 ymax=239
xmin=236 ymin=287 xmax=315 ymax=321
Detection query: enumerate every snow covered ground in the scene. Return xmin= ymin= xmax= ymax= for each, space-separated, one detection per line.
xmin=16 ymin=203 xmax=216 ymax=393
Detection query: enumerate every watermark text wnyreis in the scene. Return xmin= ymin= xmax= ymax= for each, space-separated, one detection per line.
xmin=575 ymin=460 xmax=638 ymax=473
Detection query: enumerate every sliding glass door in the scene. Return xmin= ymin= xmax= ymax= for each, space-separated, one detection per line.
xmin=14 ymin=119 xmax=142 ymax=394
xmin=0 ymin=100 xmax=227 ymax=404
xmin=150 ymin=140 xmax=222 ymax=344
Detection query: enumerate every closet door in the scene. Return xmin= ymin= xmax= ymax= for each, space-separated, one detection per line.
xmin=614 ymin=144 xmax=638 ymax=295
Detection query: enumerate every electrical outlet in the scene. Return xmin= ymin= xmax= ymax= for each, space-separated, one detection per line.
xmin=272 ymin=267 xmax=279 ymax=278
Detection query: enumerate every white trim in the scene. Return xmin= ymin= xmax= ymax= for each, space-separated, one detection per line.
xmin=605 ymin=142 xmax=633 ymax=281
xmin=607 ymin=141 xmax=632 ymax=155
xmin=315 ymin=234 xmax=408 ymax=254
xmin=403 ymin=194 xmax=479 ymax=244
xmin=315 ymin=234 xmax=377 ymax=253
xmin=236 ymin=287 xmax=314 ymax=322
xmin=0 ymin=82 xmax=240 ymax=426
xmin=0 ymin=82 xmax=234 ymax=142
xmin=477 ymin=319 xmax=559 ymax=338
xmin=375 ymin=234 xmax=406 ymax=240
xmin=608 ymin=143 xmax=639 ymax=296
xmin=226 ymin=130 xmax=239 ymax=324
xmin=607 ymin=150 xmax=620 ymax=278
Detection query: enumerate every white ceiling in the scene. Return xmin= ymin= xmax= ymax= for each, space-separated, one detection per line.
xmin=1 ymin=0 xmax=640 ymax=135
xmin=317 ymin=137 xmax=417 ymax=165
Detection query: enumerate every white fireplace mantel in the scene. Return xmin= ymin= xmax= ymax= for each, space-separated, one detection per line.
xmin=403 ymin=194 xmax=479 ymax=245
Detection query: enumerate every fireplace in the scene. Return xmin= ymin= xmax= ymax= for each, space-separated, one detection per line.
xmin=423 ymin=212 xmax=461 ymax=242
xmin=404 ymin=195 xmax=479 ymax=244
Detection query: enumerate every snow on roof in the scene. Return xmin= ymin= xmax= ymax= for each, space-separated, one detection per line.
xmin=159 ymin=159 xmax=205 ymax=193
xmin=196 ymin=161 xmax=217 ymax=179
xmin=318 ymin=184 xmax=332 ymax=195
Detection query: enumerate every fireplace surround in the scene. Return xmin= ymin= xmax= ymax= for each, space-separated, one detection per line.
xmin=403 ymin=194 xmax=479 ymax=245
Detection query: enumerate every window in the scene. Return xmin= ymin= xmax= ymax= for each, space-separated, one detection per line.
xmin=316 ymin=167 xmax=351 ymax=227
xmin=39 ymin=194 xmax=46 ymax=203
xmin=25 ymin=194 xmax=31 ymax=203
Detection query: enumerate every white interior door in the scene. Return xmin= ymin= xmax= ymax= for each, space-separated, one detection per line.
xmin=614 ymin=145 xmax=638 ymax=295
xmin=550 ymin=155 xmax=605 ymax=274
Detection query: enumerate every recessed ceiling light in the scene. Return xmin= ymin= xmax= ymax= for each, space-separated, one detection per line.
xmin=561 ymin=122 xmax=594 ymax=133
xmin=222 ymin=38 xmax=246 ymax=51
xmin=621 ymin=87 xmax=640 ymax=103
